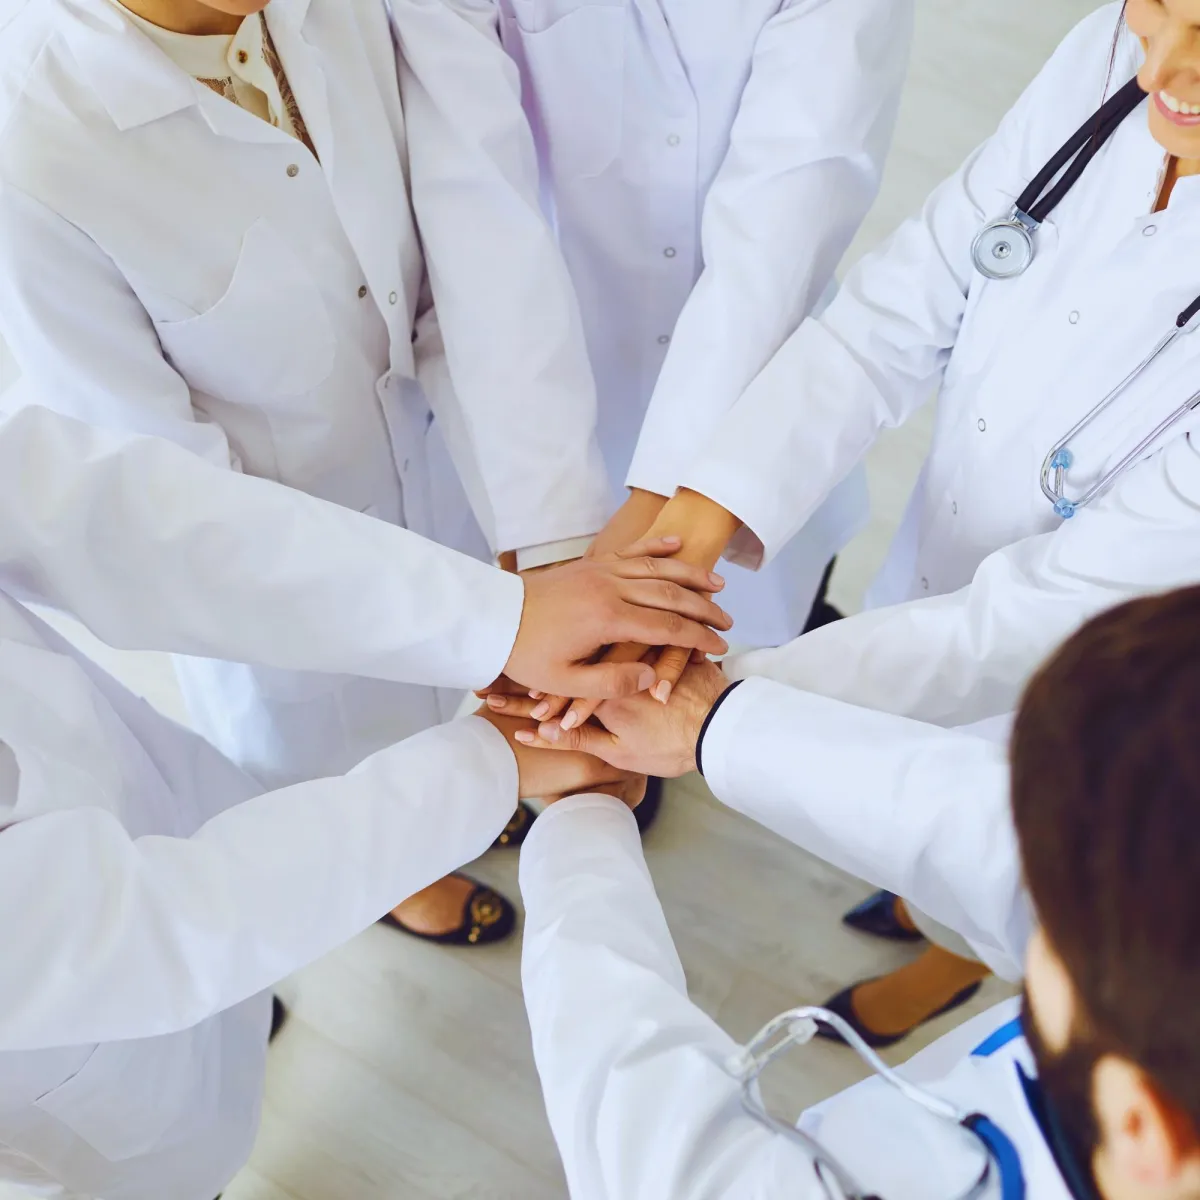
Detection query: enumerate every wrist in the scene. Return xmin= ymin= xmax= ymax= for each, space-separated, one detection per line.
xmin=646 ymin=489 xmax=740 ymax=568
xmin=695 ymin=679 xmax=743 ymax=778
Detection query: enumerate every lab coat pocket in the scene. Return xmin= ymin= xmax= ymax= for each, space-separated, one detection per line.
xmin=154 ymin=220 xmax=336 ymax=403
xmin=504 ymin=3 xmax=624 ymax=179
xmin=33 ymin=1023 xmax=217 ymax=1162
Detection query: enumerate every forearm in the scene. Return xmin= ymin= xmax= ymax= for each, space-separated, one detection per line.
xmin=644 ymin=490 xmax=742 ymax=570
xmin=0 ymin=406 xmax=524 ymax=691
xmin=520 ymin=797 xmax=805 ymax=1197
xmin=700 ymin=677 xmax=1032 ymax=978
xmin=0 ymin=718 xmax=516 ymax=1051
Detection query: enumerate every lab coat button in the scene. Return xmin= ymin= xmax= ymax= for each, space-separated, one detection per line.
xmin=921 ymin=577 xmax=930 ymax=591
xmin=977 ymin=418 xmax=987 ymax=432
xmin=389 ymin=291 xmax=399 ymax=305
xmin=286 ymin=164 xmax=300 ymax=178
xmin=657 ymin=334 xmax=670 ymax=345
xmin=1068 ymin=311 xmax=1080 ymax=324
xmin=237 ymin=49 xmax=249 ymax=64
xmin=663 ymin=247 xmax=677 ymax=259
xmin=1143 ymin=224 xmax=1158 ymax=236
xmin=358 ymin=285 xmax=368 ymax=299
xmin=666 ymin=134 xmax=681 ymax=147
xmin=952 ymin=501 xmax=958 ymax=515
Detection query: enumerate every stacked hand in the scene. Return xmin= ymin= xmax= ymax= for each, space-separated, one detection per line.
xmin=482 ymin=494 xmax=741 ymax=810
xmin=486 ymin=657 xmax=731 ymax=782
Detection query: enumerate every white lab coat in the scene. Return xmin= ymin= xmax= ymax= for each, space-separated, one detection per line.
xmin=0 ymin=404 xmax=526 ymax=691
xmin=0 ymin=589 xmax=519 ymax=1200
xmin=519 ymin=782 xmax=1066 ymax=1198
xmin=679 ymin=4 xmax=1200 ymax=733
xmin=0 ymin=0 xmax=607 ymax=787
xmin=498 ymin=0 xmax=913 ymax=644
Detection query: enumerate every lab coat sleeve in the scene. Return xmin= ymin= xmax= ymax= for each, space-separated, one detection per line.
xmin=391 ymin=0 xmax=609 ymax=554
xmin=626 ymin=0 xmax=913 ymax=500
xmin=700 ymin=678 xmax=1031 ymax=979
xmin=0 ymin=716 xmax=516 ymax=1050
xmin=519 ymin=797 xmax=827 ymax=1200
xmin=676 ymin=5 xmax=1121 ymax=567
xmin=724 ymin=431 xmax=1200 ymax=729
xmin=0 ymin=404 xmax=525 ymax=691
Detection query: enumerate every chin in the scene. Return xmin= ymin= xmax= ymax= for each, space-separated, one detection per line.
xmin=1147 ymin=107 xmax=1200 ymax=163
xmin=207 ymin=0 xmax=272 ymax=14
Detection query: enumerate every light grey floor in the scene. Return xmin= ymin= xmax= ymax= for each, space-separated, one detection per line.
xmin=2 ymin=3 xmax=1103 ymax=1197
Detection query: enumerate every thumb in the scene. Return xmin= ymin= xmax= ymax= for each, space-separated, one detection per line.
xmin=518 ymin=720 xmax=619 ymax=762
xmin=561 ymin=660 xmax=656 ymax=701
xmin=651 ymin=646 xmax=692 ymax=703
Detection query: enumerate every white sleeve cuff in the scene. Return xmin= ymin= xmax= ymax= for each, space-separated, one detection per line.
xmin=513 ymin=535 xmax=595 ymax=573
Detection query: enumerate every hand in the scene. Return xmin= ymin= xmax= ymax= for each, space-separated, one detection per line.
xmin=511 ymin=658 xmax=732 ymax=778
xmin=501 ymin=536 xmax=731 ymax=701
xmin=527 ymin=491 xmax=742 ymax=736
xmin=585 ymin=488 xmax=668 ymax=560
xmin=474 ymin=708 xmax=646 ymax=808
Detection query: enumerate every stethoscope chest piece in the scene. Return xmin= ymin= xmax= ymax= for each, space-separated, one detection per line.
xmin=971 ymin=213 xmax=1036 ymax=280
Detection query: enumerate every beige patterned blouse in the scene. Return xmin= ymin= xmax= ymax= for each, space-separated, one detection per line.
xmin=108 ymin=2 xmax=317 ymax=159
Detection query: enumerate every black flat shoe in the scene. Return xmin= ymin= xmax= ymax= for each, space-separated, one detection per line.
xmin=814 ymin=978 xmax=984 ymax=1050
xmin=842 ymin=890 xmax=925 ymax=943
xmin=634 ymin=775 xmax=664 ymax=835
xmin=378 ymin=874 xmax=517 ymax=946
xmin=493 ymin=801 xmax=536 ymax=849
xmin=269 ymin=995 xmax=288 ymax=1044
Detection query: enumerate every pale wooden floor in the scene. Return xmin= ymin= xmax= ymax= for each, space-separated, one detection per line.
xmin=2 ymin=3 xmax=1103 ymax=1197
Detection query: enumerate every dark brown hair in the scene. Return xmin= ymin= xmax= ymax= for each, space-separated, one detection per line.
xmin=1012 ymin=586 xmax=1200 ymax=1132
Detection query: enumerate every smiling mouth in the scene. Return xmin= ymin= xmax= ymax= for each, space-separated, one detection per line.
xmin=1156 ymin=89 xmax=1200 ymax=126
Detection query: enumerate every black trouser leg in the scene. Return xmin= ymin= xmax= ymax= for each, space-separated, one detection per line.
xmin=801 ymin=557 xmax=844 ymax=634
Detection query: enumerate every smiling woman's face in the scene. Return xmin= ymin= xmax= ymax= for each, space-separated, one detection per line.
xmin=1127 ymin=0 xmax=1200 ymax=159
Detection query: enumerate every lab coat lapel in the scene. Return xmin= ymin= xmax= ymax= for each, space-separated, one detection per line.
xmin=267 ymin=0 xmax=419 ymax=341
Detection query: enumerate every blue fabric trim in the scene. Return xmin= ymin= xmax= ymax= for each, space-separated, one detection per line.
xmin=972 ymin=1017 xmax=1023 ymax=1058
xmin=965 ymin=1114 xmax=1026 ymax=1200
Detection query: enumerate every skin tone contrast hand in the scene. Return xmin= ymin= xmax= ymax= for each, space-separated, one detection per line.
xmin=528 ymin=491 xmax=741 ymax=736
xmin=501 ymin=658 xmax=732 ymax=779
xmin=474 ymin=709 xmax=646 ymax=809
xmin=496 ymin=535 xmax=732 ymax=703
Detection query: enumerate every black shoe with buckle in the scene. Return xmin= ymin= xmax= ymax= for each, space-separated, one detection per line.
xmin=492 ymin=801 xmax=536 ymax=849
xmin=378 ymin=873 xmax=517 ymax=947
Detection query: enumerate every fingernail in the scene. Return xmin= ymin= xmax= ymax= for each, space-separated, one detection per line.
xmin=514 ymin=730 xmax=535 ymax=744
xmin=529 ymin=691 xmax=545 ymax=700
xmin=486 ymin=695 xmax=506 ymax=710
xmin=661 ymin=535 xmax=681 ymax=546
xmin=531 ymin=702 xmax=550 ymax=720
xmin=561 ymin=711 xmax=579 ymax=732
xmin=542 ymin=723 xmax=561 ymax=743
xmin=653 ymin=681 xmax=672 ymax=704
xmin=709 ymin=572 xmax=725 ymax=588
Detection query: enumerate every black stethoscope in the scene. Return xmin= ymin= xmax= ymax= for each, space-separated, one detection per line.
xmin=970 ymin=76 xmax=1147 ymax=279
xmin=971 ymin=76 xmax=1200 ymax=518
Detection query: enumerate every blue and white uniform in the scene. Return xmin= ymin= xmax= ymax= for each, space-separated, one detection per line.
xmin=519 ymin=789 xmax=1079 ymax=1199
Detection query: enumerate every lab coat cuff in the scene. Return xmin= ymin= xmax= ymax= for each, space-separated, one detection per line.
xmin=519 ymin=795 xmax=642 ymax=894
xmin=514 ymin=536 xmax=594 ymax=572
xmin=469 ymin=568 xmax=528 ymax=688
xmin=696 ymin=676 xmax=777 ymax=805
xmin=623 ymin=458 xmax=682 ymax=505
xmin=494 ymin=503 xmax=609 ymax=564
xmin=672 ymin=464 xmax=769 ymax=570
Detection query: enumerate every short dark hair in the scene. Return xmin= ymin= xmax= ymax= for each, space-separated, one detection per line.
xmin=1012 ymin=586 xmax=1200 ymax=1132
